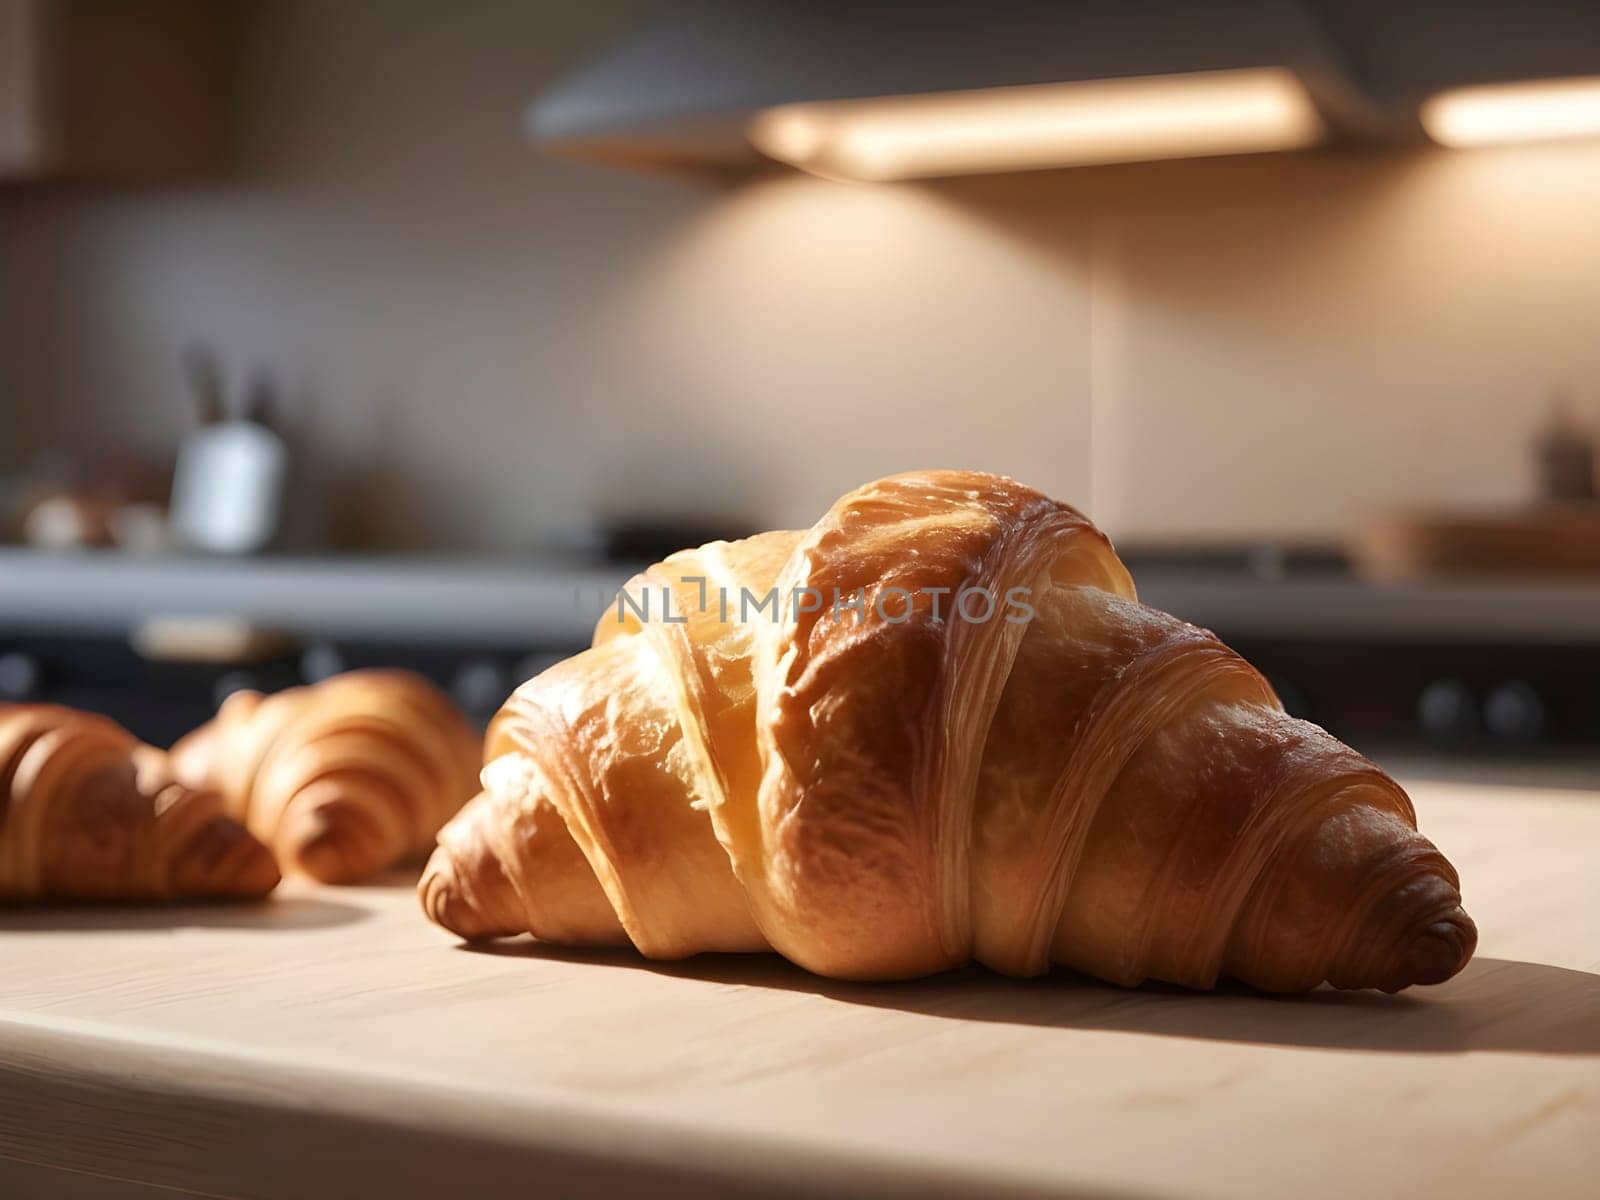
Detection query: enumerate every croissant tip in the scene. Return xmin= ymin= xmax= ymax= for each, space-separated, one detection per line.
xmin=418 ymin=848 xmax=473 ymax=938
xmin=279 ymin=799 xmax=397 ymax=884
xmin=1399 ymin=907 xmax=1478 ymax=989
xmin=174 ymin=816 xmax=281 ymax=900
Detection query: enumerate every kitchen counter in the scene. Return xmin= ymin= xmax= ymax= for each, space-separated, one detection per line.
xmin=0 ymin=548 xmax=637 ymax=646
xmin=0 ymin=779 xmax=1596 ymax=1200
xmin=11 ymin=547 xmax=1600 ymax=645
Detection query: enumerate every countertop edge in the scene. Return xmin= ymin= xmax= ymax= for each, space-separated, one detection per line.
xmin=0 ymin=1012 xmax=1127 ymax=1200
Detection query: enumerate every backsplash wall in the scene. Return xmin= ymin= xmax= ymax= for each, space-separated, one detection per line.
xmin=2 ymin=0 xmax=1598 ymax=551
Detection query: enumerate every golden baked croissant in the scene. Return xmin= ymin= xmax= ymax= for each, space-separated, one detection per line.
xmin=421 ymin=471 xmax=1476 ymax=993
xmin=173 ymin=670 xmax=480 ymax=884
xmin=0 ymin=703 xmax=279 ymax=902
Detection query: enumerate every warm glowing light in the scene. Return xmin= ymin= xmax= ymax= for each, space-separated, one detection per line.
xmin=1422 ymin=76 xmax=1600 ymax=148
xmin=747 ymin=69 xmax=1323 ymax=181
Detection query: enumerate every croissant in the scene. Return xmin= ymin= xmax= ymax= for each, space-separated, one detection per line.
xmin=172 ymin=670 xmax=481 ymax=884
xmin=421 ymin=471 xmax=1476 ymax=993
xmin=0 ymin=703 xmax=279 ymax=902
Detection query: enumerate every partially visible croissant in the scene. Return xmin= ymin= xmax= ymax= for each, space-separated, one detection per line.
xmin=422 ymin=471 xmax=1476 ymax=993
xmin=173 ymin=670 xmax=480 ymax=884
xmin=0 ymin=704 xmax=279 ymax=902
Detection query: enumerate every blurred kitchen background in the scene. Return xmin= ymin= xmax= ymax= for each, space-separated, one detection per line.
xmin=3 ymin=0 xmax=1600 ymax=776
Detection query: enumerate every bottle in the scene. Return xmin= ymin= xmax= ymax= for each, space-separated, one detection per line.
xmin=1535 ymin=394 xmax=1596 ymax=503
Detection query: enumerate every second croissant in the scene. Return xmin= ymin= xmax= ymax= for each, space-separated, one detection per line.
xmin=173 ymin=670 xmax=481 ymax=884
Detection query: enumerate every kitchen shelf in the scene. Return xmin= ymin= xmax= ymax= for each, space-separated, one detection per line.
xmin=0 ymin=0 xmax=230 ymax=183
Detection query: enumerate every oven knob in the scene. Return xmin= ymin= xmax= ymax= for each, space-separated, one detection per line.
xmin=1483 ymin=681 xmax=1545 ymax=743
xmin=0 ymin=652 xmax=42 ymax=701
xmin=513 ymin=652 xmax=568 ymax=687
xmin=452 ymin=658 xmax=511 ymax=717
xmin=213 ymin=670 xmax=260 ymax=708
xmin=1417 ymin=679 xmax=1479 ymax=744
xmin=300 ymin=642 xmax=345 ymax=684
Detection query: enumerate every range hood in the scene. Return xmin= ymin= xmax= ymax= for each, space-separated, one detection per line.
xmin=529 ymin=0 xmax=1600 ymax=180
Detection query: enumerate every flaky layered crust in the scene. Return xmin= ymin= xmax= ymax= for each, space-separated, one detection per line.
xmin=173 ymin=670 xmax=480 ymax=884
xmin=421 ymin=470 xmax=1475 ymax=992
xmin=0 ymin=704 xmax=279 ymax=902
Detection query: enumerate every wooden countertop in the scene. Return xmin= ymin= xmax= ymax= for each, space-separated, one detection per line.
xmin=1 ymin=780 xmax=1596 ymax=1199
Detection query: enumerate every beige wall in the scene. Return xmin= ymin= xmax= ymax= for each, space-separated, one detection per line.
xmin=2 ymin=0 xmax=1598 ymax=551
xmin=1029 ymin=148 xmax=1600 ymax=541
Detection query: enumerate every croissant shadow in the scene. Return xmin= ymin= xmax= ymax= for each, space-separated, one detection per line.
xmin=462 ymin=943 xmax=1599 ymax=1058
xmin=0 ymin=894 xmax=367 ymax=933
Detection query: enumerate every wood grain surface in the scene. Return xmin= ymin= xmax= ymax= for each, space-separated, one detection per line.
xmin=0 ymin=780 xmax=1596 ymax=1200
